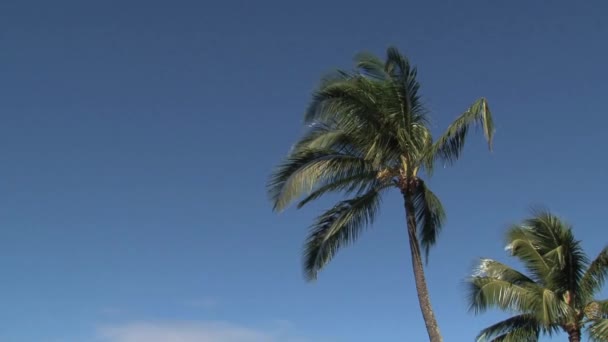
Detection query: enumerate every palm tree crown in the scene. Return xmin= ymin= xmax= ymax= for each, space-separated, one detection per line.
xmin=268 ymin=46 xmax=494 ymax=342
xmin=467 ymin=210 xmax=608 ymax=342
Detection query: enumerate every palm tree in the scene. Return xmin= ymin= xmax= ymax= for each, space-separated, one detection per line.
xmin=267 ymin=46 xmax=494 ymax=342
xmin=467 ymin=210 xmax=608 ymax=342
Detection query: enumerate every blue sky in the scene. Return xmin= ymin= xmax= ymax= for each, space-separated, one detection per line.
xmin=1 ymin=0 xmax=607 ymax=341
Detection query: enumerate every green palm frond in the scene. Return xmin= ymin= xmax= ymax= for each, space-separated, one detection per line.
xmin=268 ymin=149 xmax=376 ymax=212
xmin=384 ymin=47 xmax=422 ymax=116
xmin=580 ymin=246 xmax=608 ymax=301
xmin=521 ymin=211 xmax=580 ymax=258
xmin=430 ymin=98 xmax=494 ymax=168
xmin=599 ymin=299 xmax=608 ymax=314
xmin=517 ymin=211 xmax=588 ymax=295
xmin=304 ymin=73 xmax=383 ymax=128
xmin=588 ymin=318 xmax=608 ymax=342
xmin=411 ymin=180 xmax=445 ymax=260
xmin=406 ymin=123 xmax=433 ymax=171
xmin=467 ymin=277 xmax=540 ymax=315
xmin=303 ymin=184 xmax=389 ymax=281
xmin=296 ymin=171 xmax=380 ymax=209
xmin=385 ymin=46 xmax=412 ymax=78
xmin=485 ymin=331 xmax=538 ymax=342
xmin=290 ymin=123 xmax=359 ymax=156
xmin=468 ymin=276 xmax=568 ymax=326
xmin=473 ymin=259 xmax=535 ymax=285
xmin=475 ymin=314 xmax=540 ymax=342
xmin=302 ymin=73 xmax=405 ymax=169
xmin=505 ymin=226 xmax=552 ymax=284
xmin=383 ymin=47 xmax=428 ymax=141
xmin=537 ymin=287 xmax=569 ymax=325
xmin=354 ymin=51 xmax=390 ymax=81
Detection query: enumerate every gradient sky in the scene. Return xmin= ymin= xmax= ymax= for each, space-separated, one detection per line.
xmin=1 ymin=1 xmax=608 ymax=341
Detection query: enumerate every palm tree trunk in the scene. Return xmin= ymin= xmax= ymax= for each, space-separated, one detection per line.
xmin=404 ymin=194 xmax=443 ymax=342
xmin=567 ymin=328 xmax=581 ymax=342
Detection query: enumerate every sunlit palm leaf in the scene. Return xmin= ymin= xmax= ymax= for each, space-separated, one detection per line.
xmin=296 ymin=171 xmax=380 ymax=209
xmin=537 ymin=288 xmax=569 ymax=325
xmin=473 ymin=259 xmax=535 ymax=285
xmin=268 ymin=150 xmax=374 ymax=212
xmin=467 ymin=277 xmax=541 ymax=314
xmin=505 ymin=226 xmax=552 ymax=284
xmin=291 ymin=125 xmax=359 ymax=156
xmin=469 ymin=277 xmax=568 ymax=326
xmin=589 ymin=318 xmax=608 ymax=342
xmin=519 ymin=211 xmax=588 ymax=295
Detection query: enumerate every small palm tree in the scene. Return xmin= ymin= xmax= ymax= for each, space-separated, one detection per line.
xmin=467 ymin=210 xmax=608 ymax=342
xmin=267 ymin=46 xmax=494 ymax=342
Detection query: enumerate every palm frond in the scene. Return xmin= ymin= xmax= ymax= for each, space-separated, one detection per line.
xmin=505 ymin=226 xmax=552 ymax=285
xmin=599 ymin=299 xmax=608 ymax=314
xmin=580 ymin=246 xmax=608 ymax=301
xmin=467 ymin=277 xmax=541 ymax=315
xmin=304 ymin=74 xmax=383 ymax=129
xmin=302 ymin=73 xmax=406 ymax=169
xmin=537 ymin=287 xmax=568 ymax=325
xmin=290 ymin=123 xmax=355 ymax=155
xmin=469 ymin=275 xmax=568 ymax=326
xmin=588 ymin=318 xmax=608 ymax=342
xmin=385 ymin=46 xmax=412 ymax=79
xmin=384 ymin=47 xmax=427 ymax=137
xmin=268 ymin=149 xmax=375 ymax=212
xmin=408 ymin=123 xmax=433 ymax=172
xmin=354 ymin=51 xmax=390 ymax=80
xmin=583 ymin=300 xmax=607 ymax=320
xmin=296 ymin=171 xmax=381 ymax=209
xmin=475 ymin=314 xmax=540 ymax=342
xmin=519 ymin=211 xmax=588 ymax=295
xmin=472 ymin=259 xmax=535 ymax=285
xmin=485 ymin=331 xmax=538 ymax=342
xmin=522 ymin=210 xmax=580 ymax=257
xmin=411 ymin=180 xmax=445 ymax=261
xmin=430 ymin=97 xmax=494 ymax=167
xmin=303 ymin=184 xmax=389 ymax=280
xmin=384 ymin=46 xmax=423 ymax=115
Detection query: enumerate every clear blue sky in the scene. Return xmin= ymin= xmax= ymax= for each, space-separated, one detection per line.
xmin=1 ymin=1 xmax=607 ymax=341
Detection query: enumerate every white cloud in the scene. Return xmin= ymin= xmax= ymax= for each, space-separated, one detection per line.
xmin=97 ymin=321 xmax=312 ymax=342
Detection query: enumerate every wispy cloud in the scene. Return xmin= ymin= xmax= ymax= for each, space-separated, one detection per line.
xmin=97 ymin=320 xmax=314 ymax=342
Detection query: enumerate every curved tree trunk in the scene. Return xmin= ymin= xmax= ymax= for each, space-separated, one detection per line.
xmin=404 ymin=193 xmax=443 ymax=342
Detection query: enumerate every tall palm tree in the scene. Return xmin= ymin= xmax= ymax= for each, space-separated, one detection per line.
xmin=267 ymin=47 xmax=494 ymax=342
xmin=467 ymin=210 xmax=608 ymax=342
